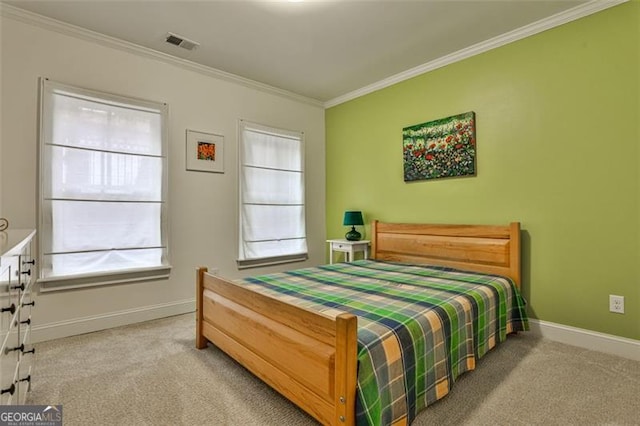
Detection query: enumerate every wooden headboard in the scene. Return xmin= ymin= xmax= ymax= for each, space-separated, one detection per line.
xmin=371 ymin=221 xmax=521 ymax=288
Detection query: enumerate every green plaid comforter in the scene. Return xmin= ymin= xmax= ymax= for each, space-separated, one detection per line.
xmin=238 ymin=260 xmax=528 ymax=426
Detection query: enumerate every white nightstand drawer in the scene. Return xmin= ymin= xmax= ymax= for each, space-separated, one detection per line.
xmin=326 ymin=239 xmax=370 ymax=264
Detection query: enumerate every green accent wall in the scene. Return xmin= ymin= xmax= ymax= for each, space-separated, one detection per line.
xmin=325 ymin=2 xmax=639 ymax=340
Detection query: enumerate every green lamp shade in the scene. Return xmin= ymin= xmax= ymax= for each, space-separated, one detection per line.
xmin=343 ymin=211 xmax=364 ymax=241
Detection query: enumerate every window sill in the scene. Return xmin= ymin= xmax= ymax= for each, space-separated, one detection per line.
xmin=237 ymin=254 xmax=308 ymax=270
xmin=38 ymin=265 xmax=172 ymax=292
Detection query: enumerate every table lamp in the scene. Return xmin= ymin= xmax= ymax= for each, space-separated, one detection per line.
xmin=343 ymin=211 xmax=364 ymax=241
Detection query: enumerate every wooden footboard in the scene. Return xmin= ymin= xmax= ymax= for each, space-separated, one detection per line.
xmin=196 ymin=267 xmax=358 ymax=425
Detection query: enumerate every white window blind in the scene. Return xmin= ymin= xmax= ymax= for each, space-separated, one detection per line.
xmin=238 ymin=120 xmax=307 ymax=267
xmin=39 ymin=79 xmax=169 ymax=285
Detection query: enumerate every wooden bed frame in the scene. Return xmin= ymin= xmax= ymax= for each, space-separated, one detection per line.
xmin=196 ymin=221 xmax=520 ymax=425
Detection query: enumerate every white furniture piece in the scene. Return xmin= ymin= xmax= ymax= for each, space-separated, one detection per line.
xmin=0 ymin=229 xmax=36 ymax=405
xmin=326 ymin=239 xmax=370 ymax=264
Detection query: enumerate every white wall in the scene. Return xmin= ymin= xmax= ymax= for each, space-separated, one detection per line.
xmin=0 ymin=13 xmax=3 ymax=218
xmin=0 ymin=13 xmax=326 ymax=341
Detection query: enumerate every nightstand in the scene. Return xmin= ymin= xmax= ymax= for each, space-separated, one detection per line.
xmin=326 ymin=239 xmax=370 ymax=264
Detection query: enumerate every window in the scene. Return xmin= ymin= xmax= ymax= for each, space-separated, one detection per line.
xmin=38 ymin=79 xmax=169 ymax=288
xmin=238 ymin=120 xmax=307 ymax=268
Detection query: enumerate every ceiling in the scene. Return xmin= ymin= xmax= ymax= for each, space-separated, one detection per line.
xmin=4 ymin=0 xmax=590 ymax=103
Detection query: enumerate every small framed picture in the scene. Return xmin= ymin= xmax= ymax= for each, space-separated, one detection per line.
xmin=186 ymin=129 xmax=224 ymax=173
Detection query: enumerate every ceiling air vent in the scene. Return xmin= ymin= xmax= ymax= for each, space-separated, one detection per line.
xmin=165 ymin=32 xmax=199 ymax=51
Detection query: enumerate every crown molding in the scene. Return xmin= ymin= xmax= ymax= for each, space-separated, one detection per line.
xmin=0 ymin=0 xmax=627 ymax=110
xmin=324 ymin=0 xmax=628 ymax=109
xmin=0 ymin=3 xmax=324 ymax=108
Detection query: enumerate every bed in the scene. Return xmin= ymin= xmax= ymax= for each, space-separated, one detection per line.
xmin=196 ymin=221 xmax=527 ymax=425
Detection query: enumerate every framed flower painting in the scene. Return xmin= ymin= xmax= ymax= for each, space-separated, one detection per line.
xmin=186 ymin=129 xmax=224 ymax=173
xmin=402 ymin=111 xmax=476 ymax=182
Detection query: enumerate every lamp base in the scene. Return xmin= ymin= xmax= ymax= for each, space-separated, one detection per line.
xmin=345 ymin=226 xmax=361 ymax=241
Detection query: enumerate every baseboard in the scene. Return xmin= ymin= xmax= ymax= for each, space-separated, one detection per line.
xmin=528 ymin=319 xmax=640 ymax=361
xmin=31 ymin=299 xmax=196 ymax=343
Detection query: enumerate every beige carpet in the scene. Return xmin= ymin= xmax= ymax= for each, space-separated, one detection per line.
xmin=29 ymin=314 xmax=639 ymax=425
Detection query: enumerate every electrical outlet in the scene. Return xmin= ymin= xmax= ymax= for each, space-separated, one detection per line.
xmin=609 ymin=295 xmax=624 ymax=314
